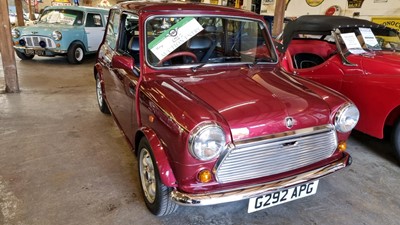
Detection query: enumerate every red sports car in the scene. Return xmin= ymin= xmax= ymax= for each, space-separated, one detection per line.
xmin=278 ymin=15 xmax=400 ymax=162
xmin=94 ymin=3 xmax=359 ymax=216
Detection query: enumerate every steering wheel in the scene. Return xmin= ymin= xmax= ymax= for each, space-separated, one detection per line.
xmin=157 ymin=51 xmax=198 ymax=66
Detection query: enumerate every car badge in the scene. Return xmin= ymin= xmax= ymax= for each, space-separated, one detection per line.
xmin=31 ymin=31 xmax=38 ymax=34
xmin=285 ymin=117 xmax=294 ymax=129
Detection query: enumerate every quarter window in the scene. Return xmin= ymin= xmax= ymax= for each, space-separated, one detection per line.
xmin=86 ymin=13 xmax=103 ymax=27
xmin=104 ymin=9 xmax=120 ymax=50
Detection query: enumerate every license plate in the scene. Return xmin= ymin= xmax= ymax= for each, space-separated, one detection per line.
xmin=248 ymin=180 xmax=319 ymax=213
xmin=36 ymin=50 xmax=45 ymax=56
xmin=25 ymin=49 xmax=35 ymax=55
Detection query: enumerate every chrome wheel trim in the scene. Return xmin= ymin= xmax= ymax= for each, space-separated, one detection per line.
xmin=96 ymin=78 xmax=103 ymax=107
xmin=75 ymin=47 xmax=84 ymax=61
xmin=139 ymin=147 xmax=156 ymax=203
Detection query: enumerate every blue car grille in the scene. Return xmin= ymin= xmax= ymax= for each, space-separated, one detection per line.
xmin=22 ymin=36 xmax=56 ymax=48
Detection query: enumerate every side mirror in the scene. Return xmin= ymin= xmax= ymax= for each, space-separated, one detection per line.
xmin=111 ymin=55 xmax=135 ymax=71
xmin=274 ymin=41 xmax=285 ymax=53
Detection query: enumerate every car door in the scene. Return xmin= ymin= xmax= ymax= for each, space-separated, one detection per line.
xmin=292 ymin=54 xmax=346 ymax=91
xmin=105 ymin=12 xmax=140 ymax=145
xmin=85 ymin=12 xmax=106 ymax=52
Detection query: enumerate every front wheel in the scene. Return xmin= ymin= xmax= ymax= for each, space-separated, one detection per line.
xmin=67 ymin=43 xmax=85 ymax=64
xmin=16 ymin=50 xmax=34 ymax=60
xmin=138 ymin=138 xmax=178 ymax=216
xmin=392 ymin=119 xmax=400 ymax=162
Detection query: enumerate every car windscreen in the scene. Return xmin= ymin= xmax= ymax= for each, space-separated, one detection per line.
xmin=339 ymin=27 xmax=400 ymax=52
xmin=145 ymin=16 xmax=277 ymax=68
xmin=39 ymin=9 xmax=84 ymax=26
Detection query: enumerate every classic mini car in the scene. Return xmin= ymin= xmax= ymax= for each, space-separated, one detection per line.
xmin=277 ymin=15 xmax=400 ymax=161
xmin=94 ymin=2 xmax=360 ymax=216
xmin=11 ymin=6 xmax=109 ymax=64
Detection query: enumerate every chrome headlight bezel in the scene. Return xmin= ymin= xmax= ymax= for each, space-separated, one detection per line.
xmin=334 ymin=103 xmax=360 ymax=133
xmin=12 ymin=28 xmax=20 ymax=38
xmin=188 ymin=123 xmax=227 ymax=161
xmin=52 ymin=30 xmax=62 ymax=41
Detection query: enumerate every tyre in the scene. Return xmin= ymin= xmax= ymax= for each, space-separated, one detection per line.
xmin=138 ymin=138 xmax=178 ymax=216
xmin=392 ymin=119 xmax=400 ymax=162
xmin=67 ymin=43 xmax=84 ymax=64
xmin=15 ymin=50 xmax=34 ymax=60
xmin=95 ymin=74 xmax=110 ymax=114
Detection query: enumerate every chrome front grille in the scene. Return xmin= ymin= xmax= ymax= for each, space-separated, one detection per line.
xmin=22 ymin=36 xmax=56 ymax=48
xmin=215 ymin=125 xmax=338 ymax=183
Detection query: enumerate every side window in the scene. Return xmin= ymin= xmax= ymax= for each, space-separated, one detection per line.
xmin=86 ymin=13 xmax=103 ymax=27
xmin=104 ymin=9 xmax=120 ymax=50
xmin=117 ymin=13 xmax=139 ymax=62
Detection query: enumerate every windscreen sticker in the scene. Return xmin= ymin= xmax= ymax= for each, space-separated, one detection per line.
xmin=340 ymin=32 xmax=366 ymax=55
xmin=148 ymin=17 xmax=203 ymax=61
xmin=59 ymin=14 xmax=77 ymax=25
xmin=47 ymin=11 xmax=61 ymax=23
xmin=359 ymin=28 xmax=382 ymax=50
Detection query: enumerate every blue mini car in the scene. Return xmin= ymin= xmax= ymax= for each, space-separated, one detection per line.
xmin=11 ymin=6 xmax=109 ymax=64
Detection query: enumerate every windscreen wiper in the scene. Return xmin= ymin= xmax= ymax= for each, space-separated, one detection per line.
xmin=191 ymin=63 xmax=207 ymax=72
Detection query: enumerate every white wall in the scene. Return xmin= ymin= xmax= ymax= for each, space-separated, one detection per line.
xmin=260 ymin=0 xmax=400 ymax=20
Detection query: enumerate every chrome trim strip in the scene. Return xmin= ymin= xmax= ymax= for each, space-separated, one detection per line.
xmin=234 ymin=124 xmax=334 ymax=146
xmin=170 ymin=152 xmax=351 ymax=206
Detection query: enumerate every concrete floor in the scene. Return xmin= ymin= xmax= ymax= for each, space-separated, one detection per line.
xmin=0 ymin=54 xmax=399 ymax=225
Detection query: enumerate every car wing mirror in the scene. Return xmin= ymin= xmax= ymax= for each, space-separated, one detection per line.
xmin=274 ymin=41 xmax=285 ymax=53
xmin=112 ymin=55 xmax=135 ymax=71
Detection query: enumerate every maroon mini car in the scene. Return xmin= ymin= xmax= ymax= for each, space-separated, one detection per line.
xmin=94 ymin=2 xmax=359 ymax=216
xmin=278 ymin=15 xmax=400 ymax=161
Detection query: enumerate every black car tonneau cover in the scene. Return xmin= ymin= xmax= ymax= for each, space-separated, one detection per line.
xmin=280 ymin=15 xmax=391 ymax=52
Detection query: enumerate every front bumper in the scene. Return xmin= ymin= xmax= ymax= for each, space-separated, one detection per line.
xmin=171 ymin=152 xmax=351 ymax=206
xmin=14 ymin=46 xmax=67 ymax=54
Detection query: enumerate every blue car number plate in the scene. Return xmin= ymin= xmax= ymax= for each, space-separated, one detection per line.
xmin=248 ymin=180 xmax=319 ymax=213
xmin=24 ymin=49 xmax=35 ymax=55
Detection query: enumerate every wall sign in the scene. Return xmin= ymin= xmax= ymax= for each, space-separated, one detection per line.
xmin=371 ymin=17 xmax=400 ymax=32
xmin=306 ymin=0 xmax=324 ymax=7
xmin=52 ymin=0 xmax=72 ymax=6
xmin=348 ymin=0 xmax=364 ymax=8
xmin=325 ymin=5 xmax=341 ymax=15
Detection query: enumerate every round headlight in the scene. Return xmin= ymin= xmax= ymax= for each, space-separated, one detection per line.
xmin=334 ymin=103 xmax=360 ymax=133
xmin=12 ymin=28 xmax=20 ymax=38
xmin=52 ymin=31 xmax=62 ymax=41
xmin=189 ymin=123 xmax=226 ymax=161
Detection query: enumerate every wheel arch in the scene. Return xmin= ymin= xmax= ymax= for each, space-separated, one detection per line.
xmin=135 ymin=128 xmax=177 ymax=187
xmin=385 ymin=105 xmax=400 ymax=131
xmin=94 ymin=63 xmax=102 ymax=80
xmin=68 ymin=40 xmax=87 ymax=53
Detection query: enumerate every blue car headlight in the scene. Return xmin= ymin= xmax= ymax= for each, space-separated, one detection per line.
xmin=52 ymin=31 xmax=62 ymax=41
xmin=12 ymin=28 xmax=20 ymax=38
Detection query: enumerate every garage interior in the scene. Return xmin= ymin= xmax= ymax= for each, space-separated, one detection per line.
xmin=1 ymin=0 xmax=400 ymax=225
xmin=1 ymin=55 xmax=399 ymax=224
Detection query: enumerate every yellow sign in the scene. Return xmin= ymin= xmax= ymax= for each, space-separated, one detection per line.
xmin=371 ymin=17 xmax=400 ymax=32
xmin=210 ymin=0 xmax=219 ymax=4
xmin=52 ymin=0 xmax=72 ymax=6
xmin=306 ymin=0 xmax=324 ymax=7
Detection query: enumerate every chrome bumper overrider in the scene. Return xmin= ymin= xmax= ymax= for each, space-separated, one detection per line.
xmin=171 ymin=152 xmax=351 ymax=206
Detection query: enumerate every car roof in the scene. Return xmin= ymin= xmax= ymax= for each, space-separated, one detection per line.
xmin=280 ymin=15 xmax=395 ymax=52
xmin=115 ymin=1 xmax=258 ymax=16
xmin=45 ymin=5 xmax=109 ymax=13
